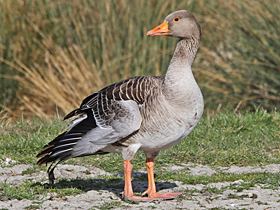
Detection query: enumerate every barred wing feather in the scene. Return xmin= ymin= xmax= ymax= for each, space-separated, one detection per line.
xmin=37 ymin=76 xmax=163 ymax=164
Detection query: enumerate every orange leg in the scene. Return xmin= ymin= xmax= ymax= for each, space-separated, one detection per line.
xmin=123 ymin=159 xmax=181 ymax=202
xmin=123 ymin=160 xmax=134 ymax=197
xmin=142 ymin=158 xmax=182 ymax=199
xmin=123 ymin=160 xmax=152 ymax=202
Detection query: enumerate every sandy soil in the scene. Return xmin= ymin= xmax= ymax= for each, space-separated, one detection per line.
xmin=1 ymin=163 xmax=280 ymax=210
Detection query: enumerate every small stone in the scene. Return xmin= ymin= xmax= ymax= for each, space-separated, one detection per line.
xmin=248 ymin=193 xmax=257 ymax=199
xmin=232 ymin=179 xmax=244 ymax=186
xmin=4 ymin=157 xmax=16 ymax=166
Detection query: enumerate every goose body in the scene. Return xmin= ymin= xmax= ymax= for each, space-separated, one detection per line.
xmin=37 ymin=10 xmax=204 ymax=201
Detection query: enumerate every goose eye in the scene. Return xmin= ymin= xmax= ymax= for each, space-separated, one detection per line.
xmin=173 ymin=17 xmax=180 ymax=22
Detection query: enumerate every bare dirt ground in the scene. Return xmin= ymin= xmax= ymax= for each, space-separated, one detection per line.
xmin=1 ymin=163 xmax=280 ymax=210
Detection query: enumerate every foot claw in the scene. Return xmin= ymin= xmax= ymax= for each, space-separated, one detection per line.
xmin=141 ymin=189 xmax=149 ymax=196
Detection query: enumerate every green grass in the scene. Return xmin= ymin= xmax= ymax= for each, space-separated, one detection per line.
xmin=1 ymin=110 xmax=279 ymax=202
xmin=158 ymin=172 xmax=280 ymax=189
xmin=98 ymin=201 xmax=123 ymax=210
xmin=0 ymin=119 xmax=65 ymax=164
xmin=0 ymin=110 xmax=279 ymax=170
xmin=0 ymin=181 xmax=82 ymax=200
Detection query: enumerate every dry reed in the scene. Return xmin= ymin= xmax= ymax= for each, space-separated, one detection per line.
xmin=0 ymin=0 xmax=279 ymax=119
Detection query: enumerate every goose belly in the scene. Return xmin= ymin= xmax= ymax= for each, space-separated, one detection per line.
xmin=135 ymin=86 xmax=204 ymax=152
xmin=137 ymin=111 xmax=199 ymax=152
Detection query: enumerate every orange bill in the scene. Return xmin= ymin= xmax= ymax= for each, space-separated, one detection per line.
xmin=147 ymin=20 xmax=170 ymax=36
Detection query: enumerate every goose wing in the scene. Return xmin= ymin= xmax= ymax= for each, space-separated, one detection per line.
xmin=37 ymin=76 xmax=162 ymax=164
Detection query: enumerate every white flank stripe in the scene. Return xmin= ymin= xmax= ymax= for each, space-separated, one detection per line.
xmin=66 ymin=133 xmax=83 ymax=136
xmin=54 ymin=142 xmax=77 ymax=149
xmin=59 ymin=137 xmax=81 ymax=143
xmin=50 ymin=148 xmax=73 ymax=158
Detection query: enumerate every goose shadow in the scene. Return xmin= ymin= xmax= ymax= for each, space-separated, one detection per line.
xmin=35 ymin=172 xmax=178 ymax=198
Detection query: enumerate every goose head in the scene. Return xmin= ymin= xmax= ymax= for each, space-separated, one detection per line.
xmin=147 ymin=10 xmax=201 ymax=40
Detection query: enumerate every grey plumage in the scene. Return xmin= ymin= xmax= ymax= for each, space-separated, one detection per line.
xmin=37 ymin=10 xmax=204 ymax=186
xmin=37 ymin=76 xmax=163 ymax=162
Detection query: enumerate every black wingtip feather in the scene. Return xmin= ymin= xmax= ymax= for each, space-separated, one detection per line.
xmin=37 ymin=101 xmax=101 ymax=169
xmin=36 ymin=131 xmax=67 ymax=159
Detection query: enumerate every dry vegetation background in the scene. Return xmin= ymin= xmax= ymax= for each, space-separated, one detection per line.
xmin=0 ymin=0 xmax=279 ymax=119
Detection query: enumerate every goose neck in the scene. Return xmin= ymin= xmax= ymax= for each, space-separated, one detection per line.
xmin=170 ymin=37 xmax=199 ymax=66
xmin=164 ymin=37 xmax=200 ymax=83
xmin=163 ymin=37 xmax=200 ymax=99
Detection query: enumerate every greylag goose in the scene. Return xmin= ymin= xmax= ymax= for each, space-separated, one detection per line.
xmin=37 ymin=10 xmax=204 ymax=202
